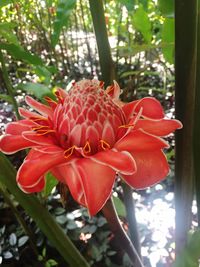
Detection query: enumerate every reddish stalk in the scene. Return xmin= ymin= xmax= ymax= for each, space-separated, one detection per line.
xmin=102 ymin=198 xmax=144 ymax=267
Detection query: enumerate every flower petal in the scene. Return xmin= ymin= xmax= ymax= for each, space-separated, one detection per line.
xmin=122 ymin=97 xmax=165 ymax=120
xmin=52 ymin=163 xmax=86 ymax=206
xmin=121 ymin=150 xmax=169 ymax=189
xmin=22 ymin=131 xmax=54 ymax=145
xmin=25 ymin=96 xmax=53 ymax=117
xmin=76 ymin=159 xmax=116 ymax=215
xmin=115 ymin=129 xmax=169 ymax=152
xmin=17 ymin=149 xmax=66 ymax=188
xmin=19 ymin=176 xmax=45 ymax=193
xmin=89 ymin=149 xmax=136 ymax=175
xmin=5 ymin=120 xmax=35 ymax=135
xmin=0 ymin=135 xmax=35 ymax=154
xmin=134 ymin=119 xmax=183 ymax=136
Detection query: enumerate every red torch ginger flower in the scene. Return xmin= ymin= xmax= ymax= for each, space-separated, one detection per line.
xmin=0 ymin=80 xmax=182 ymax=215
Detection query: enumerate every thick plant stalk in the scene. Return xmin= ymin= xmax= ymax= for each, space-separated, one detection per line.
xmin=194 ymin=0 xmax=200 ymax=225
xmin=0 ymin=50 xmax=20 ymax=119
xmin=175 ymin=0 xmax=197 ymax=254
xmin=122 ymin=183 xmax=141 ymax=257
xmin=88 ymin=0 xmax=116 ymax=86
xmin=102 ymin=198 xmax=144 ymax=267
xmin=0 ymin=153 xmax=90 ymax=267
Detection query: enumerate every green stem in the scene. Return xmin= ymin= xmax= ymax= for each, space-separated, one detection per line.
xmin=194 ymin=0 xmax=200 ymax=225
xmin=0 ymin=184 xmax=39 ymax=257
xmin=0 ymin=153 xmax=90 ymax=267
xmin=0 ymin=50 xmax=20 ymax=120
xmin=102 ymin=198 xmax=144 ymax=267
xmin=122 ymin=183 xmax=141 ymax=257
xmin=88 ymin=0 xmax=116 ymax=86
xmin=175 ymin=0 xmax=197 ymax=254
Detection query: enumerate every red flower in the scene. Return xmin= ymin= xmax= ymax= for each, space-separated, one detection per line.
xmin=0 ymin=80 xmax=182 ymax=215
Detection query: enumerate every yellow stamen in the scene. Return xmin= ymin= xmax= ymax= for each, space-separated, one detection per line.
xmin=100 ymin=140 xmax=110 ymax=150
xmin=83 ymin=141 xmax=91 ymax=154
xmin=64 ymin=146 xmax=76 ymax=159
xmin=118 ymin=124 xmax=134 ymax=129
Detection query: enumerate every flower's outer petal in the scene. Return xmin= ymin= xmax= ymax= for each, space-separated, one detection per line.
xmin=76 ymin=159 xmax=116 ymax=215
xmin=35 ymin=145 xmax=64 ymax=154
xmin=88 ymin=149 xmax=136 ymax=175
xmin=0 ymin=135 xmax=35 ymax=154
xmin=115 ymin=129 xmax=169 ymax=152
xmin=105 ymin=80 xmax=121 ymax=100
xmin=22 ymin=131 xmax=54 ymax=145
xmin=18 ymin=107 xmax=41 ymax=119
xmin=56 ymin=88 xmax=68 ymax=98
xmin=52 ymin=163 xmax=86 ymax=206
xmin=19 ymin=176 xmax=45 ymax=193
xmin=134 ymin=119 xmax=183 ymax=136
xmin=122 ymin=97 xmax=165 ymax=120
xmin=25 ymin=96 xmax=53 ymax=117
xmin=121 ymin=150 xmax=169 ymax=189
xmin=17 ymin=149 xmax=66 ymax=188
xmin=5 ymin=120 xmax=35 ymax=135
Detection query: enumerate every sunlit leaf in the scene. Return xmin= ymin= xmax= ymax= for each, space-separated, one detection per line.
xmin=0 ymin=23 xmax=19 ymax=46
xmin=158 ymin=0 xmax=174 ymax=17
xmin=132 ymin=5 xmax=152 ymax=44
xmin=0 ymin=43 xmax=43 ymax=65
xmin=113 ymin=196 xmax=126 ymax=217
xmin=43 ymin=172 xmax=58 ymax=197
xmin=118 ymin=0 xmax=135 ymax=11
xmin=0 ymin=0 xmax=12 ymax=8
xmin=51 ymin=0 xmax=77 ymax=47
xmin=18 ymin=82 xmax=53 ymax=100
xmin=162 ymin=18 xmax=174 ymax=64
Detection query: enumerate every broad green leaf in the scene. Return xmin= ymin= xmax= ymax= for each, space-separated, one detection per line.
xmin=118 ymin=0 xmax=135 ymax=11
xmin=0 ymin=0 xmax=12 ymax=8
xmin=43 ymin=172 xmax=58 ymax=197
xmin=173 ymin=230 xmax=200 ymax=267
xmin=0 ymin=23 xmax=19 ymax=45
xmin=140 ymin=0 xmax=149 ymax=11
xmin=0 ymin=94 xmax=13 ymax=103
xmin=158 ymin=0 xmax=174 ymax=17
xmin=132 ymin=5 xmax=152 ymax=44
xmin=162 ymin=18 xmax=174 ymax=64
xmin=18 ymin=82 xmax=53 ymax=99
xmin=113 ymin=196 xmax=126 ymax=217
xmin=51 ymin=0 xmax=77 ymax=47
xmin=0 ymin=43 xmax=43 ymax=65
xmin=34 ymin=66 xmax=52 ymax=85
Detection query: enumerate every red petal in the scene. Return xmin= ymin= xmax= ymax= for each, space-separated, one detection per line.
xmin=105 ymin=80 xmax=121 ymax=100
xmin=76 ymin=159 xmax=116 ymax=215
xmin=115 ymin=129 xmax=169 ymax=152
xmin=89 ymin=149 xmax=136 ymax=175
xmin=122 ymin=97 xmax=165 ymax=120
xmin=0 ymin=135 xmax=35 ymax=154
xmin=18 ymin=107 xmax=41 ymax=118
xmin=121 ymin=150 xmax=169 ymax=189
xmin=52 ymin=163 xmax=86 ymax=206
xmin=19 ymin=176 xmax=45 ymax=193
xmin=135 ymin=119 xmax=183 ymax=136
xmin=5 ymin=120 xmax=34 ymax=135
xmin=22 ymin=131 xmax=54 ymax=145
xmin=17 ymin=149 xmax=66 ymax=188
xmin=25 ymin=96 xmax=53 ymax=117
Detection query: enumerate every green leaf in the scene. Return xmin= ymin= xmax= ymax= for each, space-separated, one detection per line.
xmin=0 ymin=94 xmax=13 ymax=103
xmin=0 ymin=0 xmax=12 ymax=8
xmin=132 ymin=5 xmax=152 ymax=44
xmin=173 ymin=230 xmax=200 ymax=267
xmin=47 ymin=259 xmax=58 ymax=266
xmin=18 ymin=82 xmax=52 ymax=99
xmin=162 ymin=18 xmax=174 ymax=64
xmin=113 ymin=196 xmax=126 ymax=217
xmin=158 ymin=0 xmax=174 ymax=17
xmin=43 ymin=172 xmax=58 ymax=197
xmin=0 ymin=23 xmax=19 ymax=46
xmin=118 ymin=0 xmax=135 ymax=11
xmin=34 ymin=66 xmax=52 ymax=85
xmin=51 ymin=0 xmax=77 ymax=47
xmin=0 ymin=43 xmax=43 ymax=65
